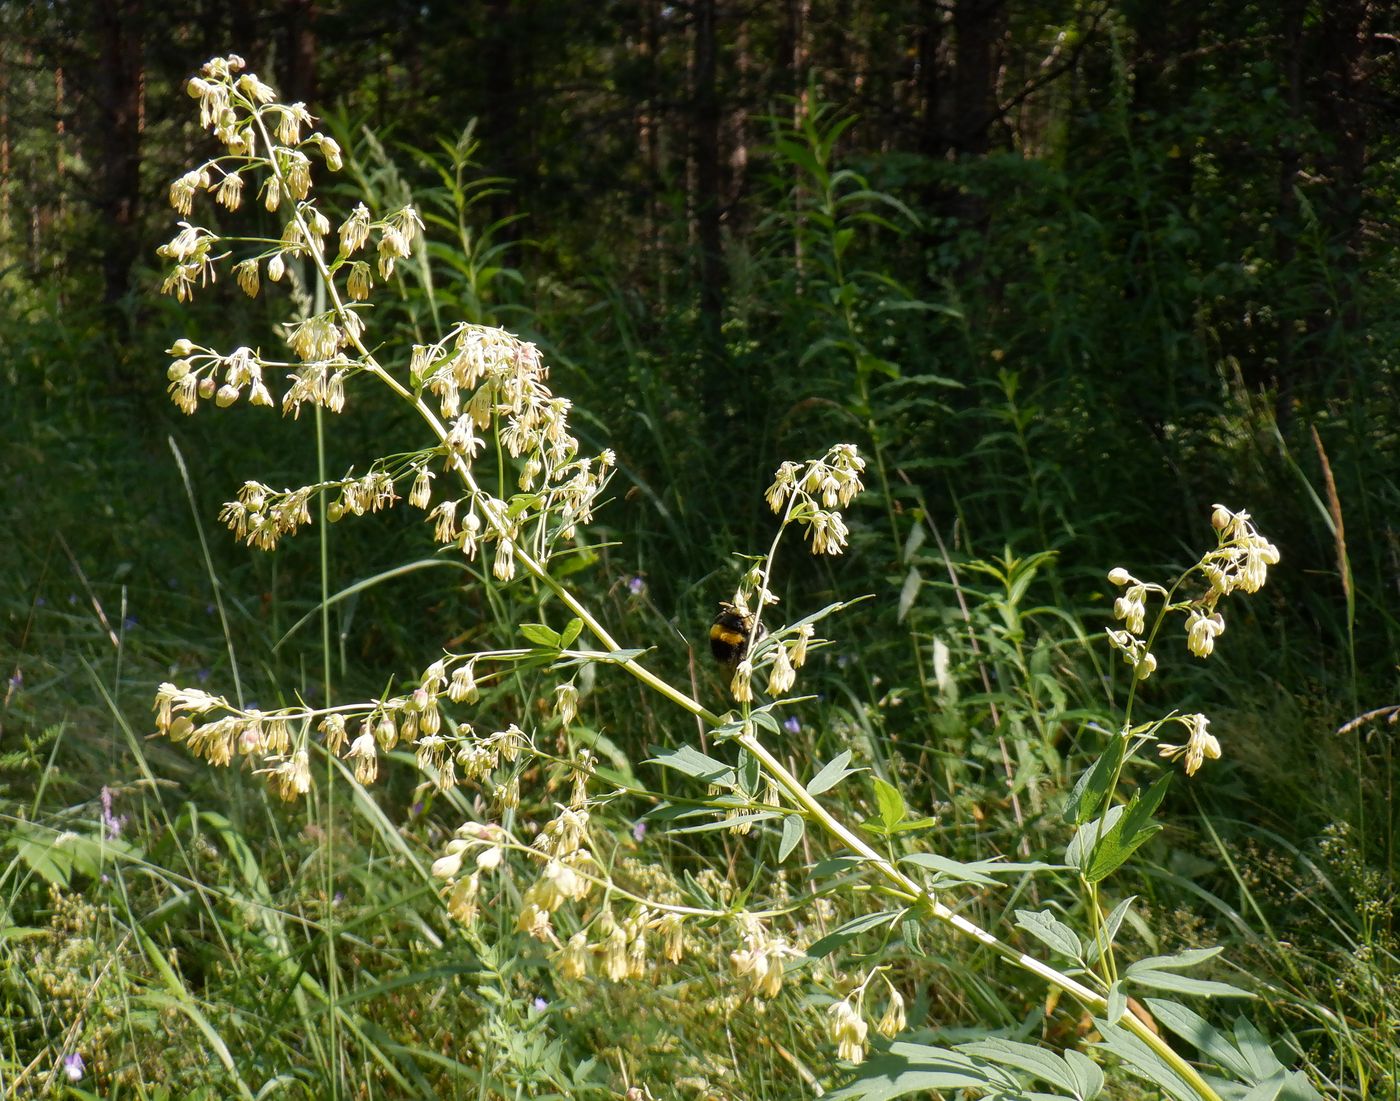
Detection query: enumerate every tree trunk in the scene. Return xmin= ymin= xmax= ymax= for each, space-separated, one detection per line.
xmin=692 ymin=0 xmax=727 ymax=403
xmin=93 ymin=0 xmax=143 ymax=324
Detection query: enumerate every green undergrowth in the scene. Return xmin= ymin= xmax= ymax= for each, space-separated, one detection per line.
xmin=2 ymin=74 xmax=1396 ymax=1101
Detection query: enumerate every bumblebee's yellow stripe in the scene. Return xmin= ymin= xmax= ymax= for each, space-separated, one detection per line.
xmin=711 ymin=625 xmax=748 ymax=646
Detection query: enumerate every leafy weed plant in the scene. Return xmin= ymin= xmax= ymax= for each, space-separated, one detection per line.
xmin=138 ymin=55 xmax=1320 ymax=1101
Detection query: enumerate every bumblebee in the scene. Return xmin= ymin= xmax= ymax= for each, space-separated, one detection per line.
xmin=710 ymin=601 xmax=765 ymax=667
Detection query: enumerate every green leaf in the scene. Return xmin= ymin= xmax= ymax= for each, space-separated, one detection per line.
xmin=888 ymin=816 xmax=940 ymax=834
xmin=807 ymin=749 xmax=860 ymax=795
xmin=1128 ymin=946 xmax=1224 ymax=972
xmin=1063 ymin=1049 xmax=1105 ymax=1100
xmin=10 ymin=824 xmax=142 ymax=886
xmin=904 ymin=853 xmax=1053 ymax=887
xmin=1074 ymin=773 xmax=1173 ymax=883
xmin=872 ymin=776 xmax=906 ymax=829
xmin=1128 ymin=974 xmax=1248 ymax=1001
xmin=956 ymin=1038 xmax=1080 ymax=1094
xmin=1093 ymin=1019 xmax=1198 ymax=1101
xmin=1066 ymin=805 xmax=1123 ymax=872
xmin=810 ymin=855 xmax=868 ymax=878
xmin=1091 ymin=895 xmax=1136 ymax=957
xmin=1014 ymin=909 xmax=1083 ymax=960
xmin=1065 ymin=735 xmax=1126 ymax=825
xmin=1106 ymin=982 xmax=1127 ymax=1027
xmin=644 ymin=745 xmax=736 ymax=788
xmin=559 ymin=618 xmax=584 ymax=647
xmin=737 ymin=749 xmax=760 ymax=797
xmin=897 ymin=566 xmax=921 ymax=623
xmin=1238 ymin=1071 xmax=1323 ymax=1101
xmin=1144 ymin=999 xmax=1257 ymax=1082
xmin=566 ymin=647 xmax=650 ymax=665
xmin=518 ymin=622 xmax=561 ymax=648
xmin=778 ymin=814 xmax=806 ymax=862
xmin=667 ymin=811 xmax=778 ymax=835
xmin=805 ymin=910 xmax=903 ymax=961
xmin=824 ymin=1042 xmax=1017 ymax=1100
xmin=1231 ymin=1015 xmax=1288 ymax=1081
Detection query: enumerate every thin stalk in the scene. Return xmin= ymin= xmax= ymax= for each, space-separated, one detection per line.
xmin=255 ymin=108 xmax=1223 ymax=1101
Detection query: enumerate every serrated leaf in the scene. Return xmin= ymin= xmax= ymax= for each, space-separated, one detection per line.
xmin=807 ymin=749 xmax=859 ymax=795
xmin=804 ymin=909 xmax=904 ymax=960
xmin=11 ymin=825 xmax=142 ymax=887
xmin=778 ymin=814 xmax=805 ymax=862
xmin=872 ymin=776 xmax=906 ymax=829
xmin=1014 ymin=909 xmax=1083 ymax=960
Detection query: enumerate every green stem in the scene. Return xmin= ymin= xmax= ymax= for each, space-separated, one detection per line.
xmin=255 ymin=107 xmax=1222 ymax=1101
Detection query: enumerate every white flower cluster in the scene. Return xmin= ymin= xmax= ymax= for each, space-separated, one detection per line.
xmin=159 ymin=54 xmax=417 ymax=419
xmin=765 ymin=443 xmax=865 ymax=555
xmin=729 ymin=913 xmax=801 ymax=1000
xmin=1106 ymin=504 xmax=1279 ymax=777
xmin=1203 ymin=504 xmax=1281 ymax=598
xmin=1156 ymin=713 xmax=1221 ymax=777
xmin=406 ymin=324 xmax=618 ymax=568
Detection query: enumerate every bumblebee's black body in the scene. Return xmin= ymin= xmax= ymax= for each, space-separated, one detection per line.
xmin=710 ymin=602 xmax=763 ymax=666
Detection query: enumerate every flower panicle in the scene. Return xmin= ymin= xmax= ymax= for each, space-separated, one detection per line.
xmin=1107 ymin=503 xmax=1277 ymax=667
xmin=765 ymin=444 xmax=865 ymax=556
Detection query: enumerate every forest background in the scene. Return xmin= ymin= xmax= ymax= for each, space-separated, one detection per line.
xmin=1 ymin=1 xmax=1397 ymax=1098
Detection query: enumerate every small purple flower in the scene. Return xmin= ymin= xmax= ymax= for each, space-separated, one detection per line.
xmin=783 ymin=716 xmax=802 ymax=734
xmin=631 ymin=820 xmax=647 ymax=843
xmin=195 ymin=667 xmax=211 ymax=683
xmin=7 ymin=670 xmax=21 ymax=691
xmin=100 ymin=786 xmax=127 ymax=840
xmin=63 ymin=1052 xmax=84 ymax=1082
xmin=627 ymin=575 xmax=645 ymax=596
xmin=122 ymin=615 xmax=138 ymax=630
xmin=532 ymin=996 xmax=548 ymax=1012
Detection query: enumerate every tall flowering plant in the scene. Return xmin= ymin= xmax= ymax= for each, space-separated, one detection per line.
xmin=153 ymin=56 xmax=1313 ymax=1101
